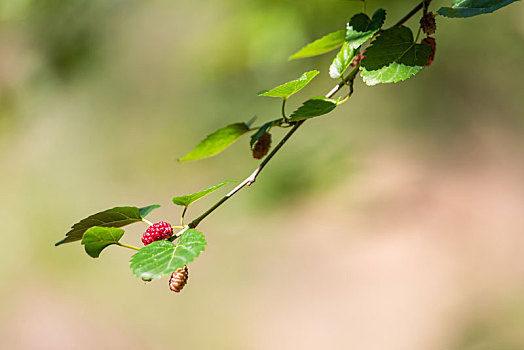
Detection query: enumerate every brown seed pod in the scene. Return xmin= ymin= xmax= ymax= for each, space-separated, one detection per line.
xmin=421 ymin=37 xmax=436 ymax=66
xmin=420 ymin=12 xmax=436 ymax=35
xmin=252 ymin=132 xmax=272 ymax=159
xmin=169 ymin=265 xmax=189 ymax=293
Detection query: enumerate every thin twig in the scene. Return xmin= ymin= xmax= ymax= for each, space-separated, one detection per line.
xmin=392 ymin=1 xmax=426 ymax=28
xmin=188 ymin=68 xmax=357 ymax=229
xmin=187 ymin=1 xmax=431 ymax=230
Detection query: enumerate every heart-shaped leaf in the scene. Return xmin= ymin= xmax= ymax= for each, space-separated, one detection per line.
xmin=345 ymin=9 xmax=386 ymax=49
xmin=361 ymin=26 xmax=431 ymax=71
xmin=81 ymin=227 xmax=125 ymax=258
xmin=129 ymin=229 xmax=207 ymax=281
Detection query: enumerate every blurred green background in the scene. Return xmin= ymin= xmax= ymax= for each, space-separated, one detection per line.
xmin=1 ymin=0 xmax=523 ymax=349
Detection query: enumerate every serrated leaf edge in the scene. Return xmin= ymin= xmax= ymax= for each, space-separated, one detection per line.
xmin=360 ymin=62 xmax=424 ymax=85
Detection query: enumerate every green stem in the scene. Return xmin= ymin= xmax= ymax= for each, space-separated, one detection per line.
xmin=181 ymin=206 xmax=187 ymax=226
xmin=362 ymin=0 xmax=367 ymax=14
xmin=142 ymin=218 xmax=153 ymax=226
xmin=415 ymin=26 xmax=422 ymax=42
xmin=170 ymin=226 xmax=189 ymax=241
xmin=281 ymin=98 xmax=288 ymax=120
xmin=117 ymin=242 xmax=140 ymax=251
xmin=423 ymin=0 xmax=432 ymax=15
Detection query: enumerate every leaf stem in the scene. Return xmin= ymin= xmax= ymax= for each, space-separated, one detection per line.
xmin=362 ymin=0 xmax=367 ymax=14
xmin=181 ymin=206 xmax=187 ymax=226
xmin=281 ymin=98 xmax=288 ymax=121
xmin=142 ymin=218 xmax=153 ymax=226
xmin=170 ymin=226 xmax=189 ymax=241
xmin=117 ymin=242 xmax=141 ymax=251
xmin=415 ymin=26 xmax=422 ymax=42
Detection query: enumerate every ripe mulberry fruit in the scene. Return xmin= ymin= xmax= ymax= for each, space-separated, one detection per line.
xmin=252 ymin=132 xmax=271 ymax=159
xmin=421 ymin=37 xmax=436 ymax=67
xmin=420 ymin=12 xmax=436 ymax=35
xmin=142 ymin=221 xmax=173 ymax=245
xmin=169 ymin=265 xmax=189 ymax=293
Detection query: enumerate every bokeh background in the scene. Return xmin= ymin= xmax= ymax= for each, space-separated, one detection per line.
xmin=1 ymin=0 xmax=523 ymax=349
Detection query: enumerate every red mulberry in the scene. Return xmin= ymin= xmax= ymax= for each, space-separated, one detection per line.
xmin=421 ymin=37 xmax=436 ymax=67
xmin=142 ymin=221 xmax=173 ymax=245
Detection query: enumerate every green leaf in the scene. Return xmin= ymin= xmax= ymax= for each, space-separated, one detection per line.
xmin=329 ymin=42 xmax=356 ymax=79
xmin=250 ymin=119 xmax=281 ymax=147
xmin=129 ymin=229 xmax=207 ymax=281
xmin=178 ymin=122 xmax=250 ymax=162
xmin=81 ymin=227 xmax=125 ymax=258
xmin=172 ymin=180 xmax=235 ymax=207
xmin=257 ymin=70 xmax=319 ymax=99
xmin=139 ymin=204 xmax=160 ymax=218
xmin=361 ymin=26 xmax=431 ymax=71
xmin=288 ymin=97 xmax=338 ymax=122
xmin=289 ymin=30 xmax=345 ymax=60
xmin=345 ymin=9 xmax=386 ymax=49
xmin=55 ymin=205 xmax=160 ymax=246
xmin=360 ymin=63 xmax=424 ymax=86
xmin=438 ymin=0 xmax=518 ymax=18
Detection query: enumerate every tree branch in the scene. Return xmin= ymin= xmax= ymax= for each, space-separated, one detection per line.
xmin=187 ymin=0 xmax=430 ymax=230
xmin=392 ymin=1 xmax=430 ymax=28
xmin=188 ymin=70 xmax=356 ymax=229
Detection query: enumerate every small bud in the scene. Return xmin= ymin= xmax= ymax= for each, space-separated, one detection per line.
xmin=350 ymin=52 xmax=362 ymax=67
xmin=420 ymin=12 xmax=436 ymax=35
xmin=252 ymin=132 xmax=272 ymax=159
xmin=169 ymin=265 xmax=189 ymax=293
xmin=421 ymin=37 xmax=436 ymax=67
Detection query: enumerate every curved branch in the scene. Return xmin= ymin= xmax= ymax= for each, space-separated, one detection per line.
xmin=188 ymin=68 xmax=356 ymax=229
xmin=187 ymin=0 xmax=432 ymax=230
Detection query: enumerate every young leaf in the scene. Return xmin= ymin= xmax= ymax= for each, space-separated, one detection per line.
xmin=361 ymin=26 xmax=431 ymax=71
xmin=257 ymin=70 xmax=319 ymax=99
xmin=172 ymin=180 xmax=235 ymax=207
xmin=55 ymin=205 xmax=160 ymax=246
xmin=178 ymin=122 xmax=250 ymax=162
xmin=81 ymin=227 xmax=125 ymax=258
xmin=250 ymin=119 xmax=281 ymax=148
xmin=358 ymin=26 xmax=431 ymax=85
xmin=329 ymin=42 xmax=356 ymax=79
xmin=289 ymin=30 xmax=345 ymax=60
xmin=438 ymin=0 xmax=518 ymax=18
xmin=288 ymin=97 xmax=338 ymax=122
xmin=360 ymin=63 xmax=424 ymax=86
xmin=129 ymin=229 xmax=206 ymax=281
xmin=139 ymin=204 xmax=160 ymax=218
xmin=345 ymin=9 xmax=386 ymax=49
